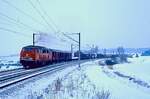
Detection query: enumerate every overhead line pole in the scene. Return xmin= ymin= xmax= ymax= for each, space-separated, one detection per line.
xmin=33 ymin=33 xmax=35 ymax=46
xmin=71 ymin=44 xmax=73 ymax=59
xmin=78 ymin=32 xmax=81 ymax=67
xmin=63 ymin=32 xmax=81 ymax=67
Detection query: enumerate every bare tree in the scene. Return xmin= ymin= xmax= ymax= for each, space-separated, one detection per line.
xmin=117 ymin=46 xmax=127 ymax=63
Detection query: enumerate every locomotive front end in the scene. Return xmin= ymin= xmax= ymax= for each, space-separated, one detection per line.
xmin=20 ymin=46 xmax=37 ymax=69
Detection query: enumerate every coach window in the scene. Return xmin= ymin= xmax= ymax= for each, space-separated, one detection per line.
xmin=45 ymin=49 xmax=47 ymax=53
xmin=45 ymin=50 xmax=47 ymax=53
xmin=39 ymin=49 xmax=42 ymax=53
xmin=43 ymin=49 xmax=45 ymax=53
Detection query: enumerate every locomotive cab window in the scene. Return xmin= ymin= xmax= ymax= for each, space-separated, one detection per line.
xmin=23 ymin=47 xmax=34 ymax=51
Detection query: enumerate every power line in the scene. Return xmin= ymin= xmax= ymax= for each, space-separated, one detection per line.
xmin=2 ymin=0 xmax=78 ymax=45
xmin=36 ymin=0 xmax=71 ymax=43
xmin=36 ymin=0 xmax=60 ymax=32
xmin=36 ymin=0 xmax=67 ymax=42
xmin=37 ymin=0 xmax=69 ymax=39
xmin=36 ymin=1 xmax=80 ymax=48
xmin=28 ymin=0 xmax=57 ymax=33
xmin=63 ymin=33 xmax=79 ymax=43
xmin=0 ymin=27 xmax=30 ymax=37
xmin=36 ymin=0 xmax=77 ymax=45
xmin=0 ymin=12 xmax=39 ymax=32
xmin=2 ymin=0 xmax=49 ymax=31
xmin=29 ymin=0 xmax=70 ymax=45
xmin=2 ymin=0 xmax=78 ymax=46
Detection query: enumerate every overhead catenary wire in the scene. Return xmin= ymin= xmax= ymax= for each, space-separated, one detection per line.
xmin=36 ymin=0 xmax=60 ymax=32
xmin=0 ymin=12 xmax=39 ymax=32
xmin=30 ymin=0 xmax=72 ymax=45
xmin=0 ymin=21 xmax=14 ymax=26
xmin=36 ymin=0 xmax=69 ymax=42
xmin=1 ymin=0 xmax=65 ymax=44
xmin=0 ymin=27 xmax=30 ymax=37
xmin=28 ymin=0 xmax=76 ymax=45
xmin=27 ymin=0 xmax=57 ymax=33
xmin=1 ymin=0 xmax=49 ymax=31
xmin=2 ymin=0 xmax=78 ymax=46
xmin=36 ymin=0 xmax=73 ymax=43
xmin=63 ymin=33 xmax=79 ymax=43
xmin=0 ymin=0 xmax=75 ymax=50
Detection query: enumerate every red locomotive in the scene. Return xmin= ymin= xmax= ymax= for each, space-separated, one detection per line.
xmin=20 ymin=45 xmax=72 ymax=69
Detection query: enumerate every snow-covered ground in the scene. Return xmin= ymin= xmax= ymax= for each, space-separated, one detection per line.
xmin=114 ymin=56 xmax=150 ymax=84
xmin=0 ymin=55 xmax=22 ymax=71
xmin=0 ymin=60 xmax=110 ymax=99
xmin=1 ymin=56 xmax=150 ymax=99
xmin=94 ymin=56 xmax=150 ymax=99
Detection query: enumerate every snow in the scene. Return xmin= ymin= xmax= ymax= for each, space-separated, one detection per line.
xmin=0 ymin=61 xmax=110 ymax=99
xmin=1 ymin=57 xmax=150 ymax=99
xmin=86 ymin=64 xmax=150 ymax=99
xmin=114 ymin=56 xmax=150 ymax=87
xmin=0 ymin=55 xmax=22 ymax=71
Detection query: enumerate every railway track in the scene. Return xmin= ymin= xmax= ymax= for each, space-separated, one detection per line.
xmin=0 ymin=60 xmax=89 ymax=89
xmin=0 ymin=68 xmax=24 ymax=77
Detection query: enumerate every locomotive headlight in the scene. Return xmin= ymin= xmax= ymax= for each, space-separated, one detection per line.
xmin=28 ymin=57 xmax=33 ymax=60
xmin=26 ymin=54 xmax=29 ymax=57
xmin=22 ymin=57 xmax=33 ymax=61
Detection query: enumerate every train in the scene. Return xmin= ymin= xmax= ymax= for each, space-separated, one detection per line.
xmin=20 ymin=45 xmax=72 ymax=69
xmin=20 ymin=45 xmax=106 ymax=69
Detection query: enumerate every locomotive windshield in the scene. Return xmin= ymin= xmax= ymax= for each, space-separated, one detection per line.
xmin=23 ymin=47 xmax=35 ymax=51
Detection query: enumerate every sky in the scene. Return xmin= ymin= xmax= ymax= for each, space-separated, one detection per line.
xmin=0 ymin=0 xmax=150 ymax=55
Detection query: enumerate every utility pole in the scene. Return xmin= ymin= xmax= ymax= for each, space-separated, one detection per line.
xmin=78 ymin=32 xmax=81 ymax=67
xmin=33 ymin=33 xmax=35 ymax=46
xmin=71 ymin=44 xmax=73 ymax=59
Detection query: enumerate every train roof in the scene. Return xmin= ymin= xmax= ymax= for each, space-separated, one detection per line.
xmin=23 ymin=45 xmax=46 ymax=48
xmin=22 ymin=45 xmax=71 ymax=53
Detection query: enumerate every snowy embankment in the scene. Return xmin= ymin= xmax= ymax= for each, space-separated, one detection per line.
xmin=114 ymin=56 xmax=150 ymax=85
xmin=98 ymin=56 xmax=150 ymax=99
xmin=0 ymin=60 xmax=110 ymax=99
xmin=0 ymin=55 xmax=22 ymax=71
xmin=1 ymin=57 xmax=150 ymax=99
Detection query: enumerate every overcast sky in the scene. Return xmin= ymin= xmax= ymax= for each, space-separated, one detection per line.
xmin=0 ymin=0 xmax=150 ymax=55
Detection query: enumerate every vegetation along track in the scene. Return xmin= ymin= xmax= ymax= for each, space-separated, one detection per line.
xmin=0 ymin=60 xmax=88 ymax=89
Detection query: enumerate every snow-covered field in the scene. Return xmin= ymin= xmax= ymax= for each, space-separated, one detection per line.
xmin=0 ymin=55 xmax=22 ymax=71
xmin=1 ymin=56 xmax=150 ymax=99
xmin=114 ymin=56 xmax=150 ymax=85
xmin=88 ymin=57 xmax=150 ymax=99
